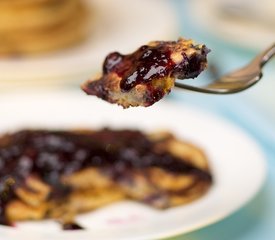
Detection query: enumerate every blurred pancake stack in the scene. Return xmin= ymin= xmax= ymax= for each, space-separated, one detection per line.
xmin=0 ymin=0 xmax=89 ymax=56
xmin=0 ymin=0 xmax=177 ymax=88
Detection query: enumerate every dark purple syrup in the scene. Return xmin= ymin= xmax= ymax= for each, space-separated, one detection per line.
xmin=0 ymin=129 xmax=212 ymax=227
xmin=102 ymin=41 xmax=209 ymax=92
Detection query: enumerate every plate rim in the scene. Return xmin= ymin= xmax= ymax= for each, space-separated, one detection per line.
xmin=188 ymin=0 xmax=275 ymax=51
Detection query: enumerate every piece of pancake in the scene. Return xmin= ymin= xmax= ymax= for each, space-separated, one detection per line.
xmin=0 ymin=129 xmax=212 ymax=229
xmin=82 ymin=38 xmax=210 ymax=108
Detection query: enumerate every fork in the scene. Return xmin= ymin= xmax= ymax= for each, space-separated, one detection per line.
xmin=175 ymin=43 xmax=275 ymax=94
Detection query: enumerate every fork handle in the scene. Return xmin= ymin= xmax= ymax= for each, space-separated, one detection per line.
xmin=257 ymin=43 xmax=275 ymax=67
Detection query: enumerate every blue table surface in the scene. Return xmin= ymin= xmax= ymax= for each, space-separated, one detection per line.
xmin=167 ymin=1 xmax=275 ymax=239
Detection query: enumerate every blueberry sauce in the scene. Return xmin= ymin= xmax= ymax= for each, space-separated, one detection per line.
xmin=0 ymin=129 xmax=212 ymax=228
xmin=102 ymin=41 xmax=209 ymax=92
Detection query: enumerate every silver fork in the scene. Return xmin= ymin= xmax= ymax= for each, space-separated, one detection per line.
xmin=175 ymin=43 xmax=275 ymax=94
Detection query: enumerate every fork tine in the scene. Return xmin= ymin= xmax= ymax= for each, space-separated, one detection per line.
xmin=174 ymin=82 xmax=232 ymax=94
xmin=175 ymin=72 xmax=262 ymax=94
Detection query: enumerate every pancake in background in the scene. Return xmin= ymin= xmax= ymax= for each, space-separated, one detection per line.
xmin=0 ymin=0 xmax=57 ymax=6
xmin=0 ymin=0 xmax=81 ymax=32
xmin=0 ymin=0 xmax=89 ymax=56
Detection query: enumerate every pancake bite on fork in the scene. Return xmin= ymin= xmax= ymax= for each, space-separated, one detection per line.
xmin=82 ymin=38 xmax=210 ymax=108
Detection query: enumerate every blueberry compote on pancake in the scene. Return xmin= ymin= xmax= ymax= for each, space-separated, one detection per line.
xmin=0 ymin=129 xmax=212 ymax=230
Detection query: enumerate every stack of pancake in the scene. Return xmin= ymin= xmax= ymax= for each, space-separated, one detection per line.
xmin=0 ymin=129 xmax=212 ymax=228
xmin=0 ymin=0 xmax=88 ymax=56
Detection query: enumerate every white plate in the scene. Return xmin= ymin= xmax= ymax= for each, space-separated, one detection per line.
xmin=0 ymin=91 xmax=266 ymax=240
xmin=188 ymin=0 xmax=275 ymax=51
xmin=0 ymin=0 xmax=178 ymax=86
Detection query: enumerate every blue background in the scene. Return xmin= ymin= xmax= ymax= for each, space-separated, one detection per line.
xmin=167 ymin=1 xmax=275 ymax=239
